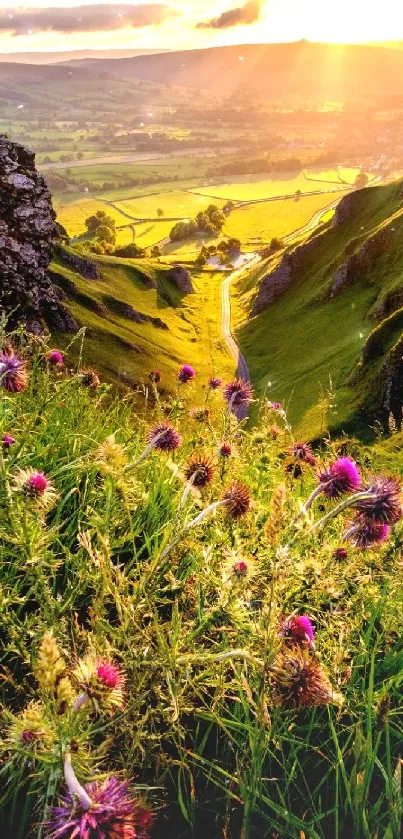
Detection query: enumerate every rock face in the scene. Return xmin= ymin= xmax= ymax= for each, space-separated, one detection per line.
xmin=330 ymin=225 xmax=391 ymax=297
xmin=103 ymin=295 xmax=168 ymax=329
xmin=0 ymin=136 xmax=76 ymax=332
xmin=252 ymin=237 xmax=319 ymax=315
xmin=165 ymin=265 xmax=193 ymax=294
xmin=54 ymin=244 xmax=100 ymax=280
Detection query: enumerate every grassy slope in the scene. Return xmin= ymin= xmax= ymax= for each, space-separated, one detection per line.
xmin=52 ymin=253 xmax=235 ymax=396
xmin=233 ymin=180 xmax=403 ymax=437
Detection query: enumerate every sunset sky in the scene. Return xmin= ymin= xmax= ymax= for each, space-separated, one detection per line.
xmin=0 ymin=0 xmax=403 ymax=54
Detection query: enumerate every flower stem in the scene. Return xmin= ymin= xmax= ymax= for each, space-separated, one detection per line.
xmin=309 ymin=491 xmax=375 ymax=532
xmin=72 ymin=692 xmax=88 ymax=713
xmin=64 ymin=752 xmax=93 ymax=811
xmin=160 ymin=500 xmax=226 ymax=559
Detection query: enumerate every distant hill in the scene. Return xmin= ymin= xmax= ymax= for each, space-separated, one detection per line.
xmin=69 ymin=41 xmax=403 ymax=100
xmin=0 ymin=48 xmax=169 ymax=65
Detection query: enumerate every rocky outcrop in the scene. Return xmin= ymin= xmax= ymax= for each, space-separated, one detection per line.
xmin=333 ymin=191 xmax=361 ymax=227
xmin=0 ymin=136 xmax=77 ymax=332
xmin=54 ymin=244 xmax=100 ymax=280
xmin=164 ymin=265 xmax=193 ymax=294
xmin=103 ymin=295 xmax=168 ymax=329
xmin=252 ymin=236 xmax=319 ymax=315
xmin=330 ymin=225 xmax=391 ymax=297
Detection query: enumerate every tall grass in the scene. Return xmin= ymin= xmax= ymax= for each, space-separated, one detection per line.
xmin=1 ymin=328 xmax=403 ymax=837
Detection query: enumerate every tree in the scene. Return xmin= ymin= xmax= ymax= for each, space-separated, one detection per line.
xmin=85 ymin=211 xmax=115 ymax=237
xmin=157 ymin=208 xmax=164 ymax=218
xmin=151 ymin=245 xmax=161 ymax=257
xmin=77 ymin=151 xmax=84 ymax=160
xmin=355 ymin=172 xmax=369 ymax=190
xmin=195 ymin=252 xmax=206 ymax=267
xmin=96 ymin=225 xmax=115 ymax=245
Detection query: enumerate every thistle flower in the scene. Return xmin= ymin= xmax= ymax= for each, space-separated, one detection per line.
xmin=269 ymin=425 xmax=282 ymax=440
xmin=12 ymin=468 xmax=57 ymax=509
xmin=333 ymin=547 xmax=348 ymax=560
xmin=267 ymin=401 xmax=283 ymax=412
xmin=72 ymin=656 xmax=124 ymax=713
xmin=270 ymin=648 xmax=343 ymax=709
xmin=223 ymin=378 xmax=253 ymax=408
xmin=185 ymin=455 xmax=215 ymax=488
xmin=2 ymin=433 xmax=16 ymax=450
xmin=189 ymin=407 xmax=210 ymax=422
xmin=219 ymin=442 xmax=232 ymax=458
xmin=223 ymin=482 xmax=251 ymax=518
xmin=47 ymin=767 xmax=153 ymax=839
xmin=6 ymin=702 xmax=54 ymax=753
xmin=34 ymin=633 xmax=66 ymax=693
xmin=355 ymin=476 xmax=403 ymax=525
xmin=149 ymin=369 xmax=161 ymax=383
xmin=79 ymin=369 xmax=100 ymax=389
xmin=319 ymin=457 xmax=361 ymax=499
xmin=0 ymin=351 xmax=28 ymax=393
xmin=346 ymin=516 xmax=391 ymax=549
xmin=280 ymin=615 xmax=315 ymax=648
xmin=288 ymin=442 xmax=317 ymax=466
xmin=208 ymin=376 xmax=222 ymax=390
xmin=178 ymin=364 xmax=195 ymax=384
xmin=95 ymin=435 xmax=127 ymax=476
xmin=46 ymin=350 xmax=64 ymax=366
xmin=146 ymin=422 xmax=182 ymax=452
xmin=232 ymin=559 xmax=248 ymax=576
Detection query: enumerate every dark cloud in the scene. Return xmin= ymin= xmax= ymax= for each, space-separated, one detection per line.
xmin=0 ymin=5 xmax=175 ymax=36
xmin=197 ymin=0 xmax=261 ymax=29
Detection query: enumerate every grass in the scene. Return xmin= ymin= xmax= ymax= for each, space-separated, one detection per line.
xmin=114 ymin=191 xmax=226 ymax=220
xmin=2 ymin=330 xmax=403 ymax=838
xmin=51 ymin=253 xmax=235 ymax=395
xmin=232 ymin=179 xmax=403 ymax=438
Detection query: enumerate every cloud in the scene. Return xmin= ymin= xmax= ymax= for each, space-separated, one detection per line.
xmin=0 ymin=5 xmax=175 ymax=36
xmin=197 ymin=0 xmax=261 ymax=29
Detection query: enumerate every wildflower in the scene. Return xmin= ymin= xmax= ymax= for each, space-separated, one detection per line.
xmin=219 ymin=442 xmax=232 ymax=458
xmin=185 ymin=455 xmax=215 ymax=488
xmin=45 ymin=350 xmax=64 ymax=366
xmin=355 ymin=476 xmax=403 ymax=525
xmin=319 ymin=457 xmax=361 ymax=499
xmin=95 ymin=435 xmax=126 ymax=476
xmin=13 ymin=468 xmax=57 ymax=509
xmin=346 ymin=516 xmax=391 ymax=549
xmin=270 ymin=648 xmax=343 ymax=709
xmin=79 ymin=369 xmax=100 ymax=389
xmin=0 ymin=351 xmax=28 ymax=393
xmin=2 ymin=433 xmax=16 ymax=450
xmin=223 ymin=482 xmax=251 ymax=518
xmin=189 ymin=407 xmax=210 ymax=422
xmin=178 ymin=364 xmax=195 ymax=384
xmin=232 ymin=559 xmax=248 ymax=576
xmin=223 ymin=378 xmax=253 ymax=408
xmin=288 ymin=442 xmax=316 ymax=466
xmin=72 ymin=656 xmax=124 ymax=713
xmin=6 ymin=702 xmax=54 ymax=752
xmin=34 ymin=633 xmax=66 ymax=693
xmin=333 ymin=547 xmax=348 ymax=560
xmin=47 ymin=757 xmax=153 ymax=839
xmin=269 ymin=425 xmax=282 ymax=440
xmin=146 ymin=422 xmax=182 ymax=452
xmin=280 ymin=615 xmax=315 ymax=648
xmin=149 ymin=369 xmax=161 ymax=383
xmin=267 ymin=401 xmax=283 ymax=412
xmin=208 ymin=376 xmax=222 ymax=389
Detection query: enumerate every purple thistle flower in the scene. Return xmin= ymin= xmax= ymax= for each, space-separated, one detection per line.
xmin=208 ymin=376 xmax=222 ymax=390
xmin=333 ymin=547 xmax=348 ymax=560
xmin=223 ymin=378 xmax=253 ymax=407
xmin=319 ymin=457 xmax=361 ymax=499
xmin=46 ymin=350 xmax=64 ymax=366
xmin=26 ymin=471 xmax=49 ymax=495
xmin=219 ymin=442 xmax=232 ymax=458
xmin=0 ymin=352 xmax=28 ymax=393
xmin=178 ymin=364 xmax=195 ymax=384
xmin=355 ymin=476 xmax=402 ymax=525
xmin=280 ymin=615 xmax=315 ymax=648
xmin=46 ymin=775 xmax=153 ymax=839
xmin=2 ymin=433 xmax=16 ymax=450
xmin=232 ymin=559 xmax=248 ymax=575
xmin=267 ymin=401 xmax=283 ymax=412
xmin=346 ymin=517 xmax=391 ymax=549
xmin=288 ymin=442 xmax=317 ymax=466
xmin=147 ymin=422 xmax=182 ymax=452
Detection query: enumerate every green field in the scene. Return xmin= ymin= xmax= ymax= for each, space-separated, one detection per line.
xmin=52 ymin=253 xmax=235 ymax=394
xmin=193 ymin=169 xmax=353 ymax=201
xmin=223 ymin=192 xmax=338 ymax=248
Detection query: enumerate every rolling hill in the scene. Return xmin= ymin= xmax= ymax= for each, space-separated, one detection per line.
xmin=232 ymin=178 xmax=403 ymax=438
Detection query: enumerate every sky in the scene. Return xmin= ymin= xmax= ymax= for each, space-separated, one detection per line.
xmin=0 ymin=0 xmax=403 ymax=54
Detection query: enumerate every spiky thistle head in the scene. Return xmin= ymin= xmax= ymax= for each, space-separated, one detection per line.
xmin=223 ymin=378 xmax=253 ymax=407
xmin=79 ymin=369 xmax=101 ymax=389
xmin=95 ymin=435 xmax=127 ymax=476
xmin=0 ymin=352 xmax=28 ymax=393
xmin=280 ymin=615 xmax=315 ymax=648
xmin=72 ymin=656 xmax=124 ymax=713
xmin=319 ymin=457 xmax=361 ymax=499
xmin=178 ymin=364 xmax=195 ymax=384
xmin=208 ymin=376 xmax=222 ymax=390
xmin=149 ymin=369 xmax=161 ymax=383
xmin=223 ymin=482 xmax=251 ymax=518
xmin=45 ymin=350 xmax=64 ymax=366
xmin=267 ymin=401 xmax=283 ymax=412
xmin=34 ymin=632 xmax=66 ymax=693
xmin=185 ymin=455 xmax=215 ymax=488
xmin=270 ymin=648 xmax=343 ymax=709
xmin=46 ymin=775 xmax=153 ymax=839
xmin=333 ymin=547 xmax=348 ymax=560
xmin=189 ymin=407 xmax=210 ymax=423
xmin=346 ymin=516 xmax=391 ymax=549
xmin=288 ymin=442 xmax=317 ymax=466
xmin=2 ymin=433 xmax=16 ymax=450
xmin=147 ymin=422 xmax=182 ymax=452
xmin=219 ymin=442 xmax=232 ymax=458
xmin=12 ymin=468 xmax=57 ymax=509
xmin=6 ymin=702 xmax=55 ymax=754
xmin=355 ymin=475 xmax=403 ymax=525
